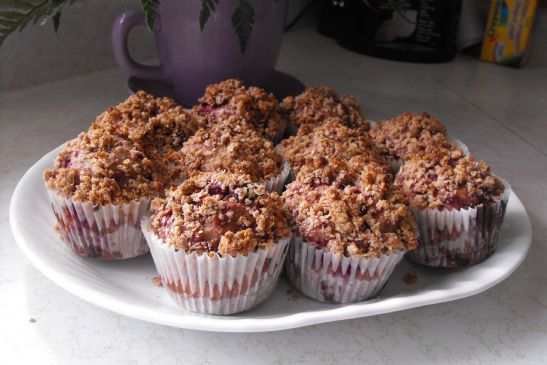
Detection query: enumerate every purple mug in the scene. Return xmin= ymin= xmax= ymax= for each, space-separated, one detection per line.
xmin=112 ymin=1 xmax=288 ymax=105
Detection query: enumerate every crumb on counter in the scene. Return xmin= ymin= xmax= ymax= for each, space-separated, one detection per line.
xmin=403 ymin=272 xmax=418 ymax=285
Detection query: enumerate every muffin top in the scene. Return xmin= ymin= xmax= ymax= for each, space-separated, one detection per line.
xmin=190 ymin=79 xmax=285 ymax=141
xmin=44 ymin=129 xmax=172 ymax=205
xmin=89 ymin=91 xmax=203 ymax=158
xmin=370 ymin=112 xmax=448 ymax=160
xmin=179 ymin=123 xmax=283 ymax=182
xmin=281 ymin=86 xmax=369 ymax=132
xmin=283 ymin=157 xmax=418 ymax=258
xmin=279 ymin=118 xmax=385 ymax=175
xmin=395 ymin=150 xmax=505 ymax=210
xmin=397 ymin=132 xmax=465 ymax=162
xmin=149 ymin=172 xmax=290 ymax=257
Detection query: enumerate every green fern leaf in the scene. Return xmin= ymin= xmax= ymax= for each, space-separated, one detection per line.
xmin=199 ymin=0 xmax=219 ymax=31
xmin=140 ymin=0 xmax=159 ymax=31
xmin=231 ymin=0 xmax=255 ymax=53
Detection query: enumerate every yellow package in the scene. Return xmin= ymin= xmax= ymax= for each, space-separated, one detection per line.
xmin=480 ymin=0 xmax=537 ymax=67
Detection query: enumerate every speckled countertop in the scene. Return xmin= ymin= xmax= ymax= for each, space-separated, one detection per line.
xmin=1 ymin=25 xmax=547 ymax=365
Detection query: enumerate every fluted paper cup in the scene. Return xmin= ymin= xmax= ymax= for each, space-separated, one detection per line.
xmin=286 ymin=235 xmax=405 ymax=304
xmin=264 ymin=162 xmax=291 ymax=194
xmin=46 ymin=188 xmax=150 ymax=260
xmin=142 ymin=220 xmax=290 ymax=315
xmin=407 ymin=178 xmax=510 ymax=267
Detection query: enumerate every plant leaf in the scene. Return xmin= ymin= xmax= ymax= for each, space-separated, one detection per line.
xmin=231 ymin=0 xmax=254 ymax=53
xmin=140 ymin=0 xmax=159 ymax=31
xmin=0 ymin=0 xmax=34 ymax=10
xmin=199 ymin=0 xmax=218 ymax=31
xmin=0 ymin=0 xmax=73 ymax=45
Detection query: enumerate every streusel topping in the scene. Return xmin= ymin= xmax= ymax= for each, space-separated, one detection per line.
xmin=149 ymin=172 xmax=290 ymax=256
xmin=190 ymin=79 xmax=285 ymax=141
xmin=179 ymin=123 xmax=283 ymax=182
xmin=395 ymin=151 xmax=505 ymax=210
xmin=283 ymin=157 xmax=418 ymax=258
xmin=44 ymin=130 xmax=172 ymax=205
xmin=279 ymin=118 xmax=385 ymax=175
xmin=370 ymin=112 xmax=448 ymax=160
xmin=89 ymin=91 xmax=203 ymax=157
xmin=281 ymin=86 xmax=369 ymax=131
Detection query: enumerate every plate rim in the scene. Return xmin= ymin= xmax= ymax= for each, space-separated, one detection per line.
xmin=9 ymin=144 xmax=533 ymax=332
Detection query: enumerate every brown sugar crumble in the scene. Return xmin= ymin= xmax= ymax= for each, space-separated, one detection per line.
xmin=287 ymin=289 xmax=300 ymax=301
xmin=43 ymin=91 xmax=203 ymax=205
xmin=403 ymin=272 xmax=418 ymax=285
xmin=43 ymin=131 xmax=173 ymax=206
xmin=148 ymin=172 xmax=290 ymax=257
xmin=179 ymin=123 xmax=283 ymax=182
xmin=370 ymin=112 xmax=448 ymax=161
xmin=190 ymin=79 xmax=286 ymax=141
xmin=282 ymin=157 xmax=418 ymax=258
xmin=151 ymin=276 xmax=163 ymax=287
xmin=395 ymin=151 xmax=505 ymax=210
xmin=279 ymin=118 xmax=386 ymax=176
xmin=28 ymin=318 xmax=37 ymax=323
xmin=281 ymin=86 xmax=369 ymax=132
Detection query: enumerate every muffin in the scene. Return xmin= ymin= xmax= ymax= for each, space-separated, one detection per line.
xmin=179 ymin=123 xmax=289 ymax=193
xmin=278 ymin=118 xmax=386 ymax=180
xmin=281 ymin=86 xmax=369 ymax=135
xmin=89 ymin=91 xmax=203 ymax=162
xmin=395 ymin=150 xmax=509 ymax=267
xmin=283 ymin=157 xmax=418 ymax=303
xmin=370 ymin=112 xmax=451 ymax=165
xmin=141 ymin=172 xmax=291 ymax=314
xmin=43 ymin=129 xmax=173 ymax=259
xmin=190 ymin=79 xmax=286 ymax=143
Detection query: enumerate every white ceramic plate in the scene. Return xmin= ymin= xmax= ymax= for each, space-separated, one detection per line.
xmin=10 ymin=145 xmax=532 ymax=333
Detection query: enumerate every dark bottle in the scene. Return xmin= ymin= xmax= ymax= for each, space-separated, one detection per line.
xmin=322 ymin=0 xmax=463 ymax=63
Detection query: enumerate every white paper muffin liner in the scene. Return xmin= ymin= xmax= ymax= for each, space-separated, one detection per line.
xmin=263 ymin=162 xmax=291 ymax=194
xmin=450 ymin=138 xmax=470 ymax=156
xmin=407 ymin=178 xmax=511 ymax=267
xmin=286 ymin=235 xmax=406 ymax=304
xmin=46 ymin=188 xmax=150 ymax=260
xmin=142 ymin=220 xmax=290 ymax=315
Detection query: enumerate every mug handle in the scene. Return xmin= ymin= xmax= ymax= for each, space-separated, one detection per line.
xmin=112 ymin=10 xmax=170 ymax=85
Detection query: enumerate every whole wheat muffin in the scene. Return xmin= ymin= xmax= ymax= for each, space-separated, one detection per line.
xmin=179 ymin=123 xmax=284 ymax=183
xmin=281 ymin=86 xmax=369 ymax=133
xmin=395 ymin=150 xmax=505 ymax=210
xmin=283 ymin=157 xmax=418 ymax=258
xmin=149 ymin=172 xmax=290 ymax=257
xmin=370 ymin=112 xmax=448 ymax=161
xmin=190 ymin=79 xmax=286 ymax=141
xmin=279 ymin=118 xmax=385 ymax=176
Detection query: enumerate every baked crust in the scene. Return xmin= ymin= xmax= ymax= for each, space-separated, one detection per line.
xmin=190 ymin=79 xmax=285 ymax=141
xmin=283 ymin=157 xmax=418 ymax=258
xmin=149 ymin=172 xmax=290 ymax=256
xmin=370 ymin=112 xmax=448 ymax=160
xmin=279 ymin=118 xmax=385 ymax=175
xmin=395 ymin=151 xmax=505 ymax=210
xmin=179 ymin=123 xmax=283 ymax=182
xmin=281 ymin=86 xmax=369 ymax=132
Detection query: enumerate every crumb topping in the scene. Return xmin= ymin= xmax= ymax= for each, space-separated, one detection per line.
xmin=190 ymin=79 xmax=285 ymax=141
xmin=89 ymin=91 xmax=203 ymax=157
xmin=370 ymin=112 xmax=448 ymax=160
xmin=282 ymin=157 xmax=417 ymax=258
xmin=179 ymin=123 xmax=283 ymax=182
xmin=279 ymin=118 xmax=385 ymax=175
xmin=149 ymin=172 xmax=290 ymax=256
xmin=44 ymin=130 xmax=172 ymax=205
xmin=281 ymin=86 xmax=369 ymax=131
xmin=395 ymin=152 xmax=505 ymax=210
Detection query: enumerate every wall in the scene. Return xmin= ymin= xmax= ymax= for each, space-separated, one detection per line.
xmin=0 ymin=0 xmax=313 ymax=92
